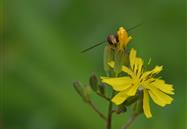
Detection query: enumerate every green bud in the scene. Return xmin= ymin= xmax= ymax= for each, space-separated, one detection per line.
xmin=114 ymin=51 xmax=122 ymax=74
xmin=89 ymin=73 xmax=98 ymax=92
xmin=123 ymin=51 xmax=129 ymax=66
xmin=103 ymin=45 xmax=114 ymax=72
xmin=83 ymin=86 xmax=92 ymax=101
xmin=98 ymin=83 xmax=105 ymax=95
xmin=113 ymin=51 xmax=129 ymax=75
xmin=117 ymin=104 xmax=127 ymax=114
xmin=73 ymin=81 xmax=84 ymax=98
xmin=123 ymin=95 xmax=139 ymax=106
xmin=73 ymin=81 xmax=90 ymax=102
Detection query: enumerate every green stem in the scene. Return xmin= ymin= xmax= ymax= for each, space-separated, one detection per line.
xmin=96 ymin=92 xmax=110 ymax=101
xmin=106 ymin=101 xmax=113 ymax=129
xmin=88 ymin=101 xmax=107 ymax=121
xmin=121 ymin=113 xmax=139 ymax=129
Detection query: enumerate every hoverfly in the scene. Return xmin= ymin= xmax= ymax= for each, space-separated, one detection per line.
xmin=81 ymin=23 xmax=142 ymax=53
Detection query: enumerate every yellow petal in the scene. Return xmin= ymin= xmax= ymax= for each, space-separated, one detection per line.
xmin=143 ymin=90 xmax=152 ymax=118
xmin=151 ymin=79 xmax=174 ymax=95
xmin=126 ymin=81 xmax=139 ymax=96
xmin=101 ymin=77 xmax=132 ymax=91
xmin=148 ymin=86 xmax=173 ymax=107
xmin=112 ymin=90 xmax=129 ymax=105
xmin=109 ymin=62 xmax=135 ymax=78
xmin=127 ymin=36 xmax=132 ymax=43
xmin=108 ymin=61 xmax=115 ymax=68
xmin=151 ymin=66 xmax=163 ymax=74
xmin=148 ymin=90 xmax=166 ymax=107
xmin=117 ymin=27 xmax=130 ymax=49
xmin=140 ymin=66 xmax=163 ymax=82
xmin=129 ymin=48 xmax=137 ymax=70
xmin=134 ymin=58 xmax=143 ymax=77
xmin=122 ymin=66 xmax=135 ymax=78
xmin=100 ymin=76 xmax=110 ymax=79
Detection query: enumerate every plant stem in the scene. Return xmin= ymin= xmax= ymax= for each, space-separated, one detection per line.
xmin=88 ymin=101 xmax=107 ymax=121
xmin=96 ymin=92 xmax=110 ymax=101
xmin=121 ymin=113 xmax=139 ymax=129
xmin=106 ymin=101 xmax=113 ymax=129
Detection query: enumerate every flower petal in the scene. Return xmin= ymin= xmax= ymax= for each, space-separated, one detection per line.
xmin=151 ymin=65 xmax=163 ymax=74
xmin=126 ymin=81 xmax=139 ymax=96
xmin=108 ymin=61 xmax=115 ymax=68
xmin=143 ymin=90 xmax=152 ymax=118
xmin=141 ymin=66 xmax=163 ymax=82
xmin=117 ymin=27 xmax=130 ymax=49
xmin=148 ymin=87 xmax=173 ymax=107
xmin=109 ymin=62 xmax=135 ymax=78
xmin=134 ymin=58 xmax=143 ymax=77
xmin=129 ymin=48 xmax=137 ymax=70
xmin=127 ymin=36 xmax=132 ymax=43
xmin=122 ymin=66 xmax=135 ymax=78
xmin=151 ymin=79 xmax=174 ymax=95
xmin=101 ymin=77 xmax=132 ymax=91
xmin=112 ymin=91 xmax=129 ymax=105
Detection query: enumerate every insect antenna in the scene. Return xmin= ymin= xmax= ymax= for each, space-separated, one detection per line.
xmin=127 ymin=23 xmax=143 ymax=32
xmin=81 ymin=40 xmax=106 ymax=53
xmin=81 ymin=23 xmax=143 ymax=53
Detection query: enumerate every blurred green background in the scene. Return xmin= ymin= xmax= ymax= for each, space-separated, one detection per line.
xmin=2 ymin=0 xmax=185 ymax=129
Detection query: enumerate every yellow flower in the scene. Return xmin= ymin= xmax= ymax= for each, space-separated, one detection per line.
xmin=117 ymin=27 xmax=132 ymax=51
xmin=101 ymin=48 xmax=174 ymax=118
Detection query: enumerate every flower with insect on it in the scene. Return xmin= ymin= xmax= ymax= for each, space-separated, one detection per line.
xmin=101 ymin=48 xmax=174 ymax=118
xmin=117 ymin=27 xmax=132 ymax=51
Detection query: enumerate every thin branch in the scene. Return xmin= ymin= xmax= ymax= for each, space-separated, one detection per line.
xmin=96 ymin=92 xmax=110 ymax=101
xmin=121 ymin=113 xmax=139 ymax=129
xmin=105 ymin=101 xmax=113 ymax=129
xmin=88 ymin=101 xmax=107 ymax=121
xmin=111 ymin=109 xmax=123 ymax=114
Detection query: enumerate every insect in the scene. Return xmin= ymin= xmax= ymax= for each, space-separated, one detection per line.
xmin=81 ymin=23 xmax=142 ymax=53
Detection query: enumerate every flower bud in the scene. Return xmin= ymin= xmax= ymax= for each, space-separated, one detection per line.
xmin=103 ymin=45 xmax=114 ymax=73
xmin=123 ymin=95 xmax=139 ymax=106
xmin=89 ymin=73 xmax=98 ymax=92
xmin=117 ymin=105 xmax=127 ymax=114
xmin=73 ymin=81 xmax=90 ymax=102
xmin=98 ymin=83 xmax=105 ymax=95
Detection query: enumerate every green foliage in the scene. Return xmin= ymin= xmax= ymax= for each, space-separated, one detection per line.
xmin=2 ymin=0 xmax=185 ymax=129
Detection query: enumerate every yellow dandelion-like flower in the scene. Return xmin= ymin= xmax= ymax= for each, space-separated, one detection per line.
xmin=101 ymin=48 xmax=174 ymax=118
xmin=117 ymin=27 xmax=132 ymax=51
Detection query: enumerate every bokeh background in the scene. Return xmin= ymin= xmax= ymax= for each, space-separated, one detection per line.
xmin=2 ymin=0 xmax=186 ymax=129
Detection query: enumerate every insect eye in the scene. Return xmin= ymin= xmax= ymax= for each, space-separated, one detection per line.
xmin=114 ymin=33 xmax=119 ymax=43
xmin=107 ymin=35 xmax=118 ymax=45
xmin=107 ymin=35 xmax=113 ymax=45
